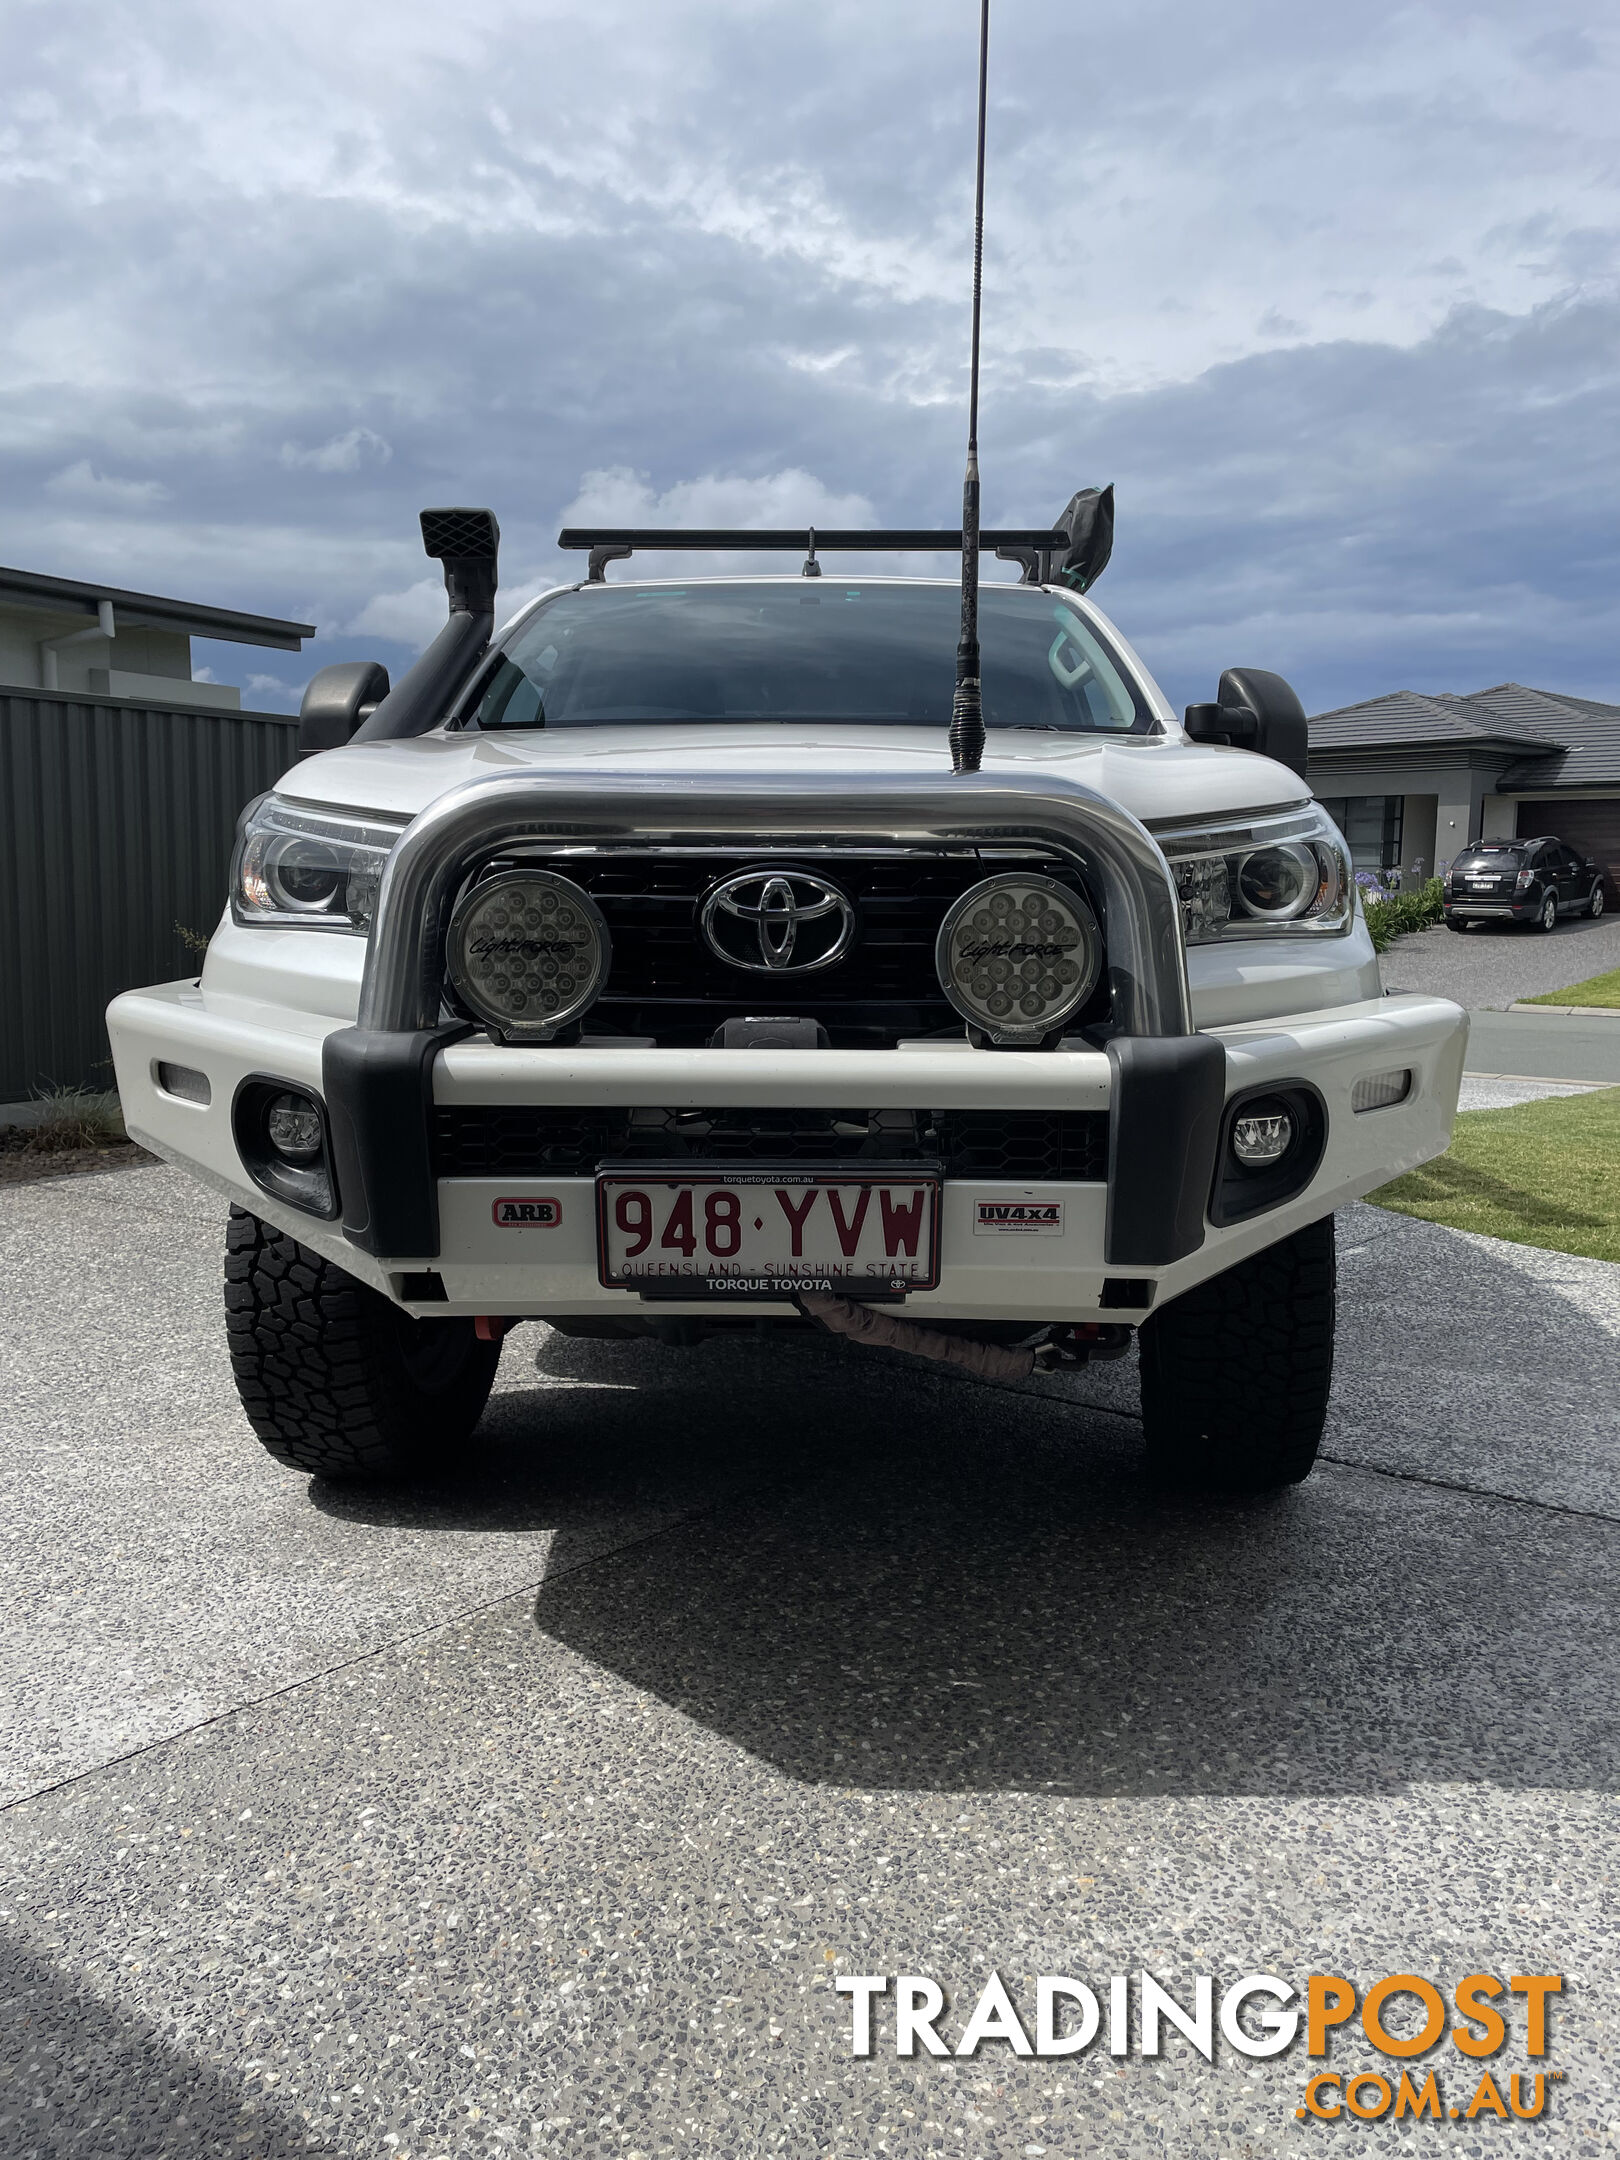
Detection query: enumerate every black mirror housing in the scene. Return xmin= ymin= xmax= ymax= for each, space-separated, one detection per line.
xmin=297 ymin=660 xmax=392 ymax=754
xmin=1183 ymin=666 xmax=1309 ymax=781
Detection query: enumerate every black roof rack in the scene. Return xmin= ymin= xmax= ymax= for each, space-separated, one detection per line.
xmin=558 ymin=525 xmax=1069 ymax=585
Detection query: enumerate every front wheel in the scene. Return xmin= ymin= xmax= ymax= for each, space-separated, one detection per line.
xmin=1138 ymin=1217 xmax=1335 ymax=1492
xmin=224 ymin=1207 xmax=502 ymax=1479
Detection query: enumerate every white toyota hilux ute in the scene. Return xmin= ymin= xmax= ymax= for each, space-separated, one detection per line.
xmin=107 ymin=506 xmax=1468 ymax=1491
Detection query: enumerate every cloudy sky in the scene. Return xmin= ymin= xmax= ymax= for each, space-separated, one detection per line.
xmin=3 ymin=0 xmax=1618 ymax=716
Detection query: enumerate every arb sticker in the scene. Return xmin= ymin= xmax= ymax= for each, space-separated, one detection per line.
xmin=492 ymin=1196 xmax=562 ymax=1227
xmin=974 ymin=1199 xmax=1063 ymax=1235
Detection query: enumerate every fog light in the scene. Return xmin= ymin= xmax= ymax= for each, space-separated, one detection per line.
xmin=1231 ymin=1106 xmax=1294 ymax=1167
xmin=266 ymin=1092 xmax=324 ymax=1161
xmin=447 ymin=869 xmax=612 ymax=1042
xmin=935 ymin=873 xmax=1102 ymax=1044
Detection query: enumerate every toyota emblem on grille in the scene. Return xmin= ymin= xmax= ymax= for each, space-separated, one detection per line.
xmin=699 ymin=868 xmax=856 ymax=972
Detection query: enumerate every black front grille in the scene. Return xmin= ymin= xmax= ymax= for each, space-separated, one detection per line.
xmin=483 ymin=849 xmax=1107 ymax=1049
xmin=434 ymin=1105 xmax=1109 ymax=1182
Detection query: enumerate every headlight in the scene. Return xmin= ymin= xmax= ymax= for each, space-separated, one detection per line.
xmin=935 ymin=872 xmax=1103 ymax=1044
xmin=1156 ymin=808 xmax=1351 ymax=945
xmin=446 ymin=868 xmax=612 ymax=1043
xmin=233 ymin=796 xmax=404 ymax=934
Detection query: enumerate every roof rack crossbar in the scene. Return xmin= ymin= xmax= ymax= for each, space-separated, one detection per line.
xmin=560 ymin=526 xmax=1066 ymax=555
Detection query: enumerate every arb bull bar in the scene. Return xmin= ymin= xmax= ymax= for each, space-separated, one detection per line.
xmin=321 ymin=768 xmax=1225 ymax=1270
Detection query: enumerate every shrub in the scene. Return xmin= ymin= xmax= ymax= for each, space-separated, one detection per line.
xmin=1362 ymin=877 xmax=1445 ymax=954
xmin=20 ymin=1086 xmax=127 ymax=1154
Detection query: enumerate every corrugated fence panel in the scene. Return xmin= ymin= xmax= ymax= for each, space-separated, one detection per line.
xmin=0 ymin=690 xmax=298 ymax=1100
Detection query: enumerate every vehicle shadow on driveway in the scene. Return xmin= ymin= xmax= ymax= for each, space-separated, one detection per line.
xmin=322 ymin=1248 xmax=1620 ymax=1805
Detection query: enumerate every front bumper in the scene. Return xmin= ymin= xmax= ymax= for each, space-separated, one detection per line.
xmin=108 ymin=983 xmax=1467 ymax=1323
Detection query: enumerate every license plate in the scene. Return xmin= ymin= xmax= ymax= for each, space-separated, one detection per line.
xmin=1470 ymin=879 xmax=1495 ymax=888
xmin=596 ymin=1165 xmax=941 ymax=1297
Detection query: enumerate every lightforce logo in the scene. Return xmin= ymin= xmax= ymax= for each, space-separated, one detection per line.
xmin=468 ymin=935 xmax=580 ymax=961
xmin=955 ymin=937 xmax=1076 ymax=963
xmin=835 ymin=1971 xmax=1563 ymax=2126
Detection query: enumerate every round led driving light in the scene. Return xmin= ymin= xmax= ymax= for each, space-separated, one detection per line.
xmin=935 ymin=873 xmax=1102 ymax=1044
xmin=446 ymin=869 xmax=611 ymax=1042
xmin=1234 ymin=842 xmax=1319 ymax=921
xmin=265 ymin=1091 xmax=324 ymax=1162
xmin=1231 ymin=1103 xmax=1295 ymax=1168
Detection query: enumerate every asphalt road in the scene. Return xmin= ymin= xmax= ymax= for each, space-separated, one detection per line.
xmin=3 ymin=1163 xmax=1618 ymax=2158
xmin=1372 ymin=914 xmax=1620 ymax=1085
xmin=1462 ymin=1010 xmax=1620 ymax=1085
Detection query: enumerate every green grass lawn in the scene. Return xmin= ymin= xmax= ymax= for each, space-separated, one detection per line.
xmin=1520 ymin=964 xmax=1620 ymax=1008
xmin=1366 ymin=1085 xmax=1620 ymax=1262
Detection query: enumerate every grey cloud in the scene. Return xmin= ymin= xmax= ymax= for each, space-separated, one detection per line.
xmin=1 ymin=0 xmax=1617 ymax=719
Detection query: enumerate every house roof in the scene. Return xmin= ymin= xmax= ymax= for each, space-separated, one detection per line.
xmin=0 ymin=564 xmax=315 ymax=651
xmin=1309 ymin=681 xmax=1620 ymax=791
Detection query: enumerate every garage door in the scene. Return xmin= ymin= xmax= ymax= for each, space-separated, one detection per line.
xmin=1516 ymin=799 xmax=1620 ymax=906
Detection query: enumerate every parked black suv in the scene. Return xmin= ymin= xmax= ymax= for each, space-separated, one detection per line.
xmin=1444 ymin=836 xmax=1604 ymax=932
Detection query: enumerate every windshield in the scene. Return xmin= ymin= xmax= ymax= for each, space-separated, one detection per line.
xmin=465 ymin=581 xmax=1153 ymax=733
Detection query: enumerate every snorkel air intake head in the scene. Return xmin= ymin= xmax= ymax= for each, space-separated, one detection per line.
xmin=1052 ymin=484 xmax=1113 ymax=593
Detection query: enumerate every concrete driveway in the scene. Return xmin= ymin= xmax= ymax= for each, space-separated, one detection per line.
xmin=2 ymin=1163 xmax=1617 ymax=2157
xmin=1379 ymin=909 xmax=1620 ymax=1010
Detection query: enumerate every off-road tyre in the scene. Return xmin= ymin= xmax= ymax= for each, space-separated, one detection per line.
xmin=224 ymin=1207 xmax=502 ymax=1479
xmin=1138 ymin=1215 xmax=1335 ymax=1493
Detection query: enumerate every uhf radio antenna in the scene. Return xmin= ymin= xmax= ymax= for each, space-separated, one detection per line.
xmin=949 ymin=0 xmax=992 ymax=776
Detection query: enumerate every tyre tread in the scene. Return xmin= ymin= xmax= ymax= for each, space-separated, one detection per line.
xmin=1138 ymin=1215 xmax=1335 ymax=1491
xmin=223 ymin=1206 xmax=498 ymax=1479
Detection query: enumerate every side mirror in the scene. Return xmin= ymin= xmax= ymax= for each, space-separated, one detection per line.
xmin=297 ymin=660 xmax=392 ymax=753
xmin=1183 ymin=666 xmax=1309 ymax=781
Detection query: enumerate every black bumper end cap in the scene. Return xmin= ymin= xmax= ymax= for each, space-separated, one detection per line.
xmin=1104 ymin=1033 xmax=1228 ymax=1266
xmin=322 ymin=1022 xmax=471 ymax=1258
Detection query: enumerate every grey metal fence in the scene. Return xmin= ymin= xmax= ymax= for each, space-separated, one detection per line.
xmin=0 ymin=687 xmax=299 ymax=1103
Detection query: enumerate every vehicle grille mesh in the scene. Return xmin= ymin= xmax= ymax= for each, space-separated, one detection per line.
xmin=479 ymin=848 xmax=1106 ymax=1049
xmin=433 ymin=1105 xmax=1109 ymax=1181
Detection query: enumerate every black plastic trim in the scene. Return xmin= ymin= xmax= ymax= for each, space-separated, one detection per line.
xmin=298 ymin=660 xmax=392 ymax=753
xmin=1100 ymin=1277 xmax=1155 ymax=1309
xmin=1104 ymin=1034 xmax=1227 ymax=1265
xmin=231 ymin=1074 xmax=339 ymax=1220
xmin=1208 ymin=1080 xmax=1328 ymax=1226
xmin=322 ymin=1023 xmax=471 ymax=1256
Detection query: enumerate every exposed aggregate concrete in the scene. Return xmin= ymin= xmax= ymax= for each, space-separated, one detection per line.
xmin=2 ymin=1174 xmax=1617 ymax=2157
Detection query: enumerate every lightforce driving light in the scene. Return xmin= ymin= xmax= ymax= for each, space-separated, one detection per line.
xmin=446 ymin=869 xmax=612 ymax=1042
xmin=934 ymin=873 xmax=1102 ymax=1044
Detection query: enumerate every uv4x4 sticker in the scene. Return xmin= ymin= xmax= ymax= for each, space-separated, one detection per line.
xmin=492 ymin=1196 xmax=562 ymax=1227
xmin=973 ymin=1199 xmax=1063 ymax=1235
